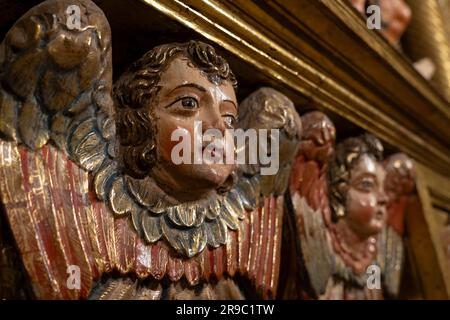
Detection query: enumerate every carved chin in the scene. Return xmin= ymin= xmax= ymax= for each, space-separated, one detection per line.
xmin=371 ymin=220 xmax=384 ymax=233
xmin=188 ymin=163 xmax=234 ymax=188
xmin=357 ymin=222 xmax=383 ymax=237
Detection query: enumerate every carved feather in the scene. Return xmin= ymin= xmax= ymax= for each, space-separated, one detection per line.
xmin=109 ymin=177 xmax=140 ymax=217
xmin=205 ymin=217 xmax=228 ymax=248
xmin=0 ymin=88 xmax=19 ymax=141
xmin=220 ymin=202 xmax=240 ymax=231
xmin=141 ymin=213 xmax=163 ymax=243
xmin=225 ymin=190 xmax=245 ymax=220
xmin=126 ymin=176 xmax=161 ymax=209
xmin=235 ymin=177 xmax=257 ymax=211
xmin=161 ymin=215 xmax=207 ymax=258
xmin=93 ymin=160 xmax=117 ymax=200
xmin=205 ymin=198 xmax=221 ymax=220
xmin=18 ymin=99 xmax=49 ymax=149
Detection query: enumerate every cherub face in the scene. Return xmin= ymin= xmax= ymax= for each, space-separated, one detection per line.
xmin=150 ymin=57 xmax=237 ymax=201
xmin=351 ymin=0 xmax=411 ymax=45
xmin=378 ymin=0 xmax=412 ymax=44
xmin=344 ymin=154 xmax=388 ymax=238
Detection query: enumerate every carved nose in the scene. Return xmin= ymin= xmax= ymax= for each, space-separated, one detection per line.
xmin=377 ymin=190 xmax=388 ymax=206
xmin=203 ymin=111 xmax=226 ymax=134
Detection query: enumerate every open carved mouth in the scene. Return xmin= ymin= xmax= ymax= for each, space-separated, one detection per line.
xmin=374 ymin=210 xmax=385 ymax=221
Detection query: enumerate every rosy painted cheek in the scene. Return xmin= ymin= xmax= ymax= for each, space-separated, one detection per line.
xmin=157 ymin=119 xmax=195 ymax=163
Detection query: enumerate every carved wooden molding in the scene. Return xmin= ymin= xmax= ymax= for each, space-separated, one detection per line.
xmin=409 ymin=163 xmax=450 ymax=298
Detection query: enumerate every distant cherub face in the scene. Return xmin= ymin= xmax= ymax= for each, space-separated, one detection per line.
xmin=351 ymin=0 xmax=411 ymax=45
xmin=345 ymin=154 xmax=388 ymax=237
xmin=150 ymin=56 xmax=237 ymax=200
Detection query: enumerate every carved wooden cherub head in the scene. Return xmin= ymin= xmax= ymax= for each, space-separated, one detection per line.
xmin=328 ymin=134 xmax=387 ymax=238
xmin=113 ymin=41 xmax=238 ymax=202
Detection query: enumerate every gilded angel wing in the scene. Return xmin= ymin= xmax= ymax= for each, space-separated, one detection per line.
xmin=0 ymin=0 xmax=115 ymax=299
xmin=0 ymin=0 xmax=220 ymax=299
xmin=0 ymin=0 xmax=114 ymax=155
xmin=378 ymin=153 xmax=416 ymax=297
xmin=284 ymin=111 xmax=336 ymax=298
xmin=237 ymin=87 xmax=303 ymax=197
xmin=236 ymin=87 xmax=302 ymax=298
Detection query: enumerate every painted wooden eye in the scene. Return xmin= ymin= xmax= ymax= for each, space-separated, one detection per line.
xmin=223 ymin=114 xmax=236 ymax=128
xmin=181 ymin=97 xmax=198 ymax=109
xmin=358 ymin=178 xmax=375 ymax=191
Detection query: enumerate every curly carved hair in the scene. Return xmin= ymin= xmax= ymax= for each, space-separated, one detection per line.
xmin=328 ymin=133 xmax=383 ymax=221
xmin=113 ymin=40 xmax=237 ymax=178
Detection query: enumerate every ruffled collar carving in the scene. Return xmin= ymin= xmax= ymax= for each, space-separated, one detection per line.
xmin=328 ymin=221 xmax=378 ymax=287
xmin=98 ymin=162 xmax=260 ymax=257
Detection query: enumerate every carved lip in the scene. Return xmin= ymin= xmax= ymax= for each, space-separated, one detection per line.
xmin=374 ymin=209 xmax=385 ymax=221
